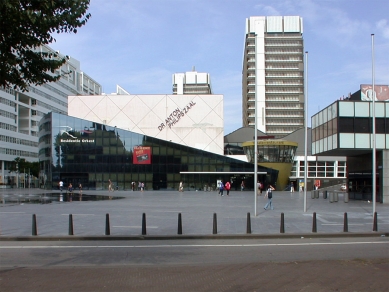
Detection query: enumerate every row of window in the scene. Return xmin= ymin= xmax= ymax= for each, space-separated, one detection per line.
xmin=0 ymin=96 xmax=17 ymax=108
xmin=0 ymin=122 xmax=17 ymax=132
xmin=312 ymin=117 xmax=389 ymax=142
xmin=290 ymin=161 xmax=347 ymax=178
xmin=0 ymin=109 xmax=17 ymax=120
xmin=0 ymin=135 xmax=38 ymax=147
xmin=0 ymin=147 xmax=38 ymax=158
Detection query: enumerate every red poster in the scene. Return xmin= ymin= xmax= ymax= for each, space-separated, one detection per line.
xmin=133 ymin=146 xmax=151 ymax=164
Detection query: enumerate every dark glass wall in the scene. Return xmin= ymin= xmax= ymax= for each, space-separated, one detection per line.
xmin=39 ymin=113 xmax=277 ymax=191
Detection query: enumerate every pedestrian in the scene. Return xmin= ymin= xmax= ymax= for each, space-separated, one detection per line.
xmin=59 ymin=180 xmax=63 ymax=192
xmin=290 ymin=182 xmax=295 ymax=193
xmin=241 ymin=181 xmax=245 ymax=191
xmin=141 ymin=182 xmax=144 ymax=192
xmin=68 ymin=182 xmax=73 ymax=194
xmin=264 ymin=184 xmax=275 ymax=210
xmin=257 ymin=181 xmax=262 ymax=195
xmin=108 ymin=179 xmax=113 ymax=192
xmin=78 ymin=183 xmax=82 ymax=194
xmin=179 ymin=181 xmax=183 ymax=192
xmin=138 ymin=181 xmax=141 ymax=191
xmin=131 ymin=182 xmax=135 ymax=191
xmin=219 ymin=180 xmax=224 ymax=196
xmin=225 ymin=181 xmax=231 ymax=196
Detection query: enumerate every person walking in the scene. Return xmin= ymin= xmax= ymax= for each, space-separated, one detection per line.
xmin=241 ymin=181 xmax=245 ymax=191
xmin=257 ymin=181 xmax=262 ymax=195
xmin=59 ymin=180 xmax=63 ymax=192
xmin=141 ymin=182 xmax=144 ymax=192
xmin=290 ymin=182 xmax=295 ymax=193
xmin=179 ymin=181 xmax=183 ymax=192
xmin=78 ymin=183 xmax=82 ymax=194
xmin=225 ymin=181 xmax=231 ymax=196
xmin=219 ymin=180 xmax=224 ymax=196
xmin=264 ymin=184 xmax=275 ymax=210
xmin=108 ymin=179 xmax=113 ymax=192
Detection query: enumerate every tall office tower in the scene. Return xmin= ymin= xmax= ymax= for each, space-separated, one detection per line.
xmin=242 ymin=16 xmax=304 ymax=138
xmin=172 ymin=68 xmax=212 ymax=94
xmin=0 ymin=44 xmax=101 ymax=186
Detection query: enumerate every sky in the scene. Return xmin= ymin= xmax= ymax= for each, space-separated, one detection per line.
xmin=51 ymin=0 xmax=389 ymax=135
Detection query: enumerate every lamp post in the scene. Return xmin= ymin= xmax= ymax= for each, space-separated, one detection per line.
xmin=304 ymin=51 xmax=309 ymax=212
xmin=371 ymin=34 xmax=376 ymax=214
xmin=254 ymin=34 xmax=258 ymax=216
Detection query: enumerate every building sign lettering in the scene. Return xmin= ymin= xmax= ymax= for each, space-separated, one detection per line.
xmin=158 ymin=101 xmax=196 ymax=131
xmin=60 ymin=139 xmax=95 ymax=143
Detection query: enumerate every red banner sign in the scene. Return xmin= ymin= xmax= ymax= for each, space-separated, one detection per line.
xmin=133 ymin=146 xmax=151 ymax=164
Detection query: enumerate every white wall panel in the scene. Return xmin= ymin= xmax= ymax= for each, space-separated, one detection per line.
xmin=283 ymin=16 xmax=301 ymax=32
xmin=266 ymin=16 xmax=282 ymax=32
xmin=69 ymin=94 xmax=224 ymax=154
xmin=355 ymin=102 xmax=369 ymax=117
xmin=339 ymin=102 xmax=354 ymax=117
xmin=355 ymin=133 xmax=370 ymax=148
xmin=376 ymin=134 xmax=386 ymax=149
xmin=339 ymin=133 xmax=355 ymax=148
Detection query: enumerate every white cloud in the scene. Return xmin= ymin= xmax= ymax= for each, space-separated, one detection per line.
xmin=376 ymin=19 xmax=389 ymax=39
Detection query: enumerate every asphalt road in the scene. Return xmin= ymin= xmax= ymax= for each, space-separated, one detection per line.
xmin=1 ymin=237 xmax=388 ymax=291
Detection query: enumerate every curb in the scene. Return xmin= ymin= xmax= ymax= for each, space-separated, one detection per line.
xmin=0 ymin=232 xmax=387 ymax=241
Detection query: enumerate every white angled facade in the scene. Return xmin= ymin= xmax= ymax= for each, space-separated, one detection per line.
xmin=0 ymin=44 xmax=101 ymax=186
xmin=68 ymin=94 xmax=224 ymax=154
xmin=173 ymin=70 xmax=212 ymax=94
xmin=242 ymin=16 xmax=304 ymax=138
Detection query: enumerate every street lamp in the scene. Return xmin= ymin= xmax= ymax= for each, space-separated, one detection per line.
xmin=304 ymin=51 xmax=309 ymax=212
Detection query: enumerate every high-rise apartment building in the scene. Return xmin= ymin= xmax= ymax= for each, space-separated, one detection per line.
xmin=0 ymin=44 xmax=101 ymax=186
xmin=242 ymin=16 xmax=304 ymax=138
xmin=173 ymin=68 xmax=212 ymax=94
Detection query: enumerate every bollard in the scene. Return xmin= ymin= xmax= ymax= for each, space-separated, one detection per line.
xmin=311 ymin=191 xmax=315 ymax=199
xmin=344 ymin=192 xmax=349 ymax=203
xmin=32 ymin=214 xmax=38 ymax=236
xmin=68 ymin=214 xmax=74 ymax=235
xmin=373 ymin=212 xmax=378 ymax=231
xmin=142 ymin=213 xmax=147 ymax=235
xmin=334 ymin=192 xmax=339 ymax=202
xmin=105 ymin=213 xmax=110 ymax=235
xmin=280 ymin=213 xmax=285 ymax=233
xmin=312 ymin=212 xmax=317 ymax=233
xmin=246 ymin=212 xmax=251 ymax=234
xmin=323 ymin=190 xmax=327 ymax=199
xmin=343 ymin=212 xmax=348 ymax=232
xmin=329 ymin=192 xmax=334 ymax=203
xmin=177 ymin=213 xmax=182 ymax=235
xmin=212 ymin=213 xmax=217 ymax=234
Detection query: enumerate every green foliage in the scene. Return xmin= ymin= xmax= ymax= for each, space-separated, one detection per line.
xmin=0 ymin=0 xmax=91 ymax=91
xmin=9 ymin=157 xmax=40 ymax=178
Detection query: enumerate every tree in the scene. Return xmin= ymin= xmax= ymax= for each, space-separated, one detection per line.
xmin=0 ymin=0 xmax=91 ymax=91
xmin=8 ymin=157 xmax=40 ymax=178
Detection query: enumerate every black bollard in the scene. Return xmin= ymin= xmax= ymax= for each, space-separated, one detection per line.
xmin=246 ymin=212 xmax=251 ymax=234
xmin=142 ymin=213 xmax=147 ymax=235
xmin=69 ymin=214 xmax=74 ymax=235
xmin=177 ymin=213 xmax=182 ymax=235
xmin=373 ymin=212 xmax=378 ymax=231
xmin=343 ymin=212 xmax=348 ymax=232
xmin=280 ymin=213 xmax=285 ymax=233
xmin=105 ymin=213 xmax=110 ymax=235
xmin=212 ymin=213 xmax=217 ymax=234
xmin=312 ymin=212 xmax=317 ymax=233
xmin=32 ymin=214 xmax=38 ymax=236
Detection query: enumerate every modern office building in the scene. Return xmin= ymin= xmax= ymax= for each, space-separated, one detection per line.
xmin=39 ymin=112 xmax=278 ymax=191
xmin=224 ymin=127 xmax=347 ymax=191
xmin=68 ymin=93 xmax=224 ymax=155
xmin=311 ymin=90 xmax=389 ymax=203
xmin=242 ymin=16 xmax=304 ymax=138
xmin=0 ymin=45 xmax=101 ymax=186
xmin=172 ymin=69 xmax=212 ymax=94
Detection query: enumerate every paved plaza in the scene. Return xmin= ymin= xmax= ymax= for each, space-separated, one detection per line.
xmin=0 ymin=188 xmax=388 ymax=239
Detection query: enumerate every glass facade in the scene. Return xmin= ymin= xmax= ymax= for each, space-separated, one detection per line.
xmin=39 ymin=113 xmax=278 ymax=191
